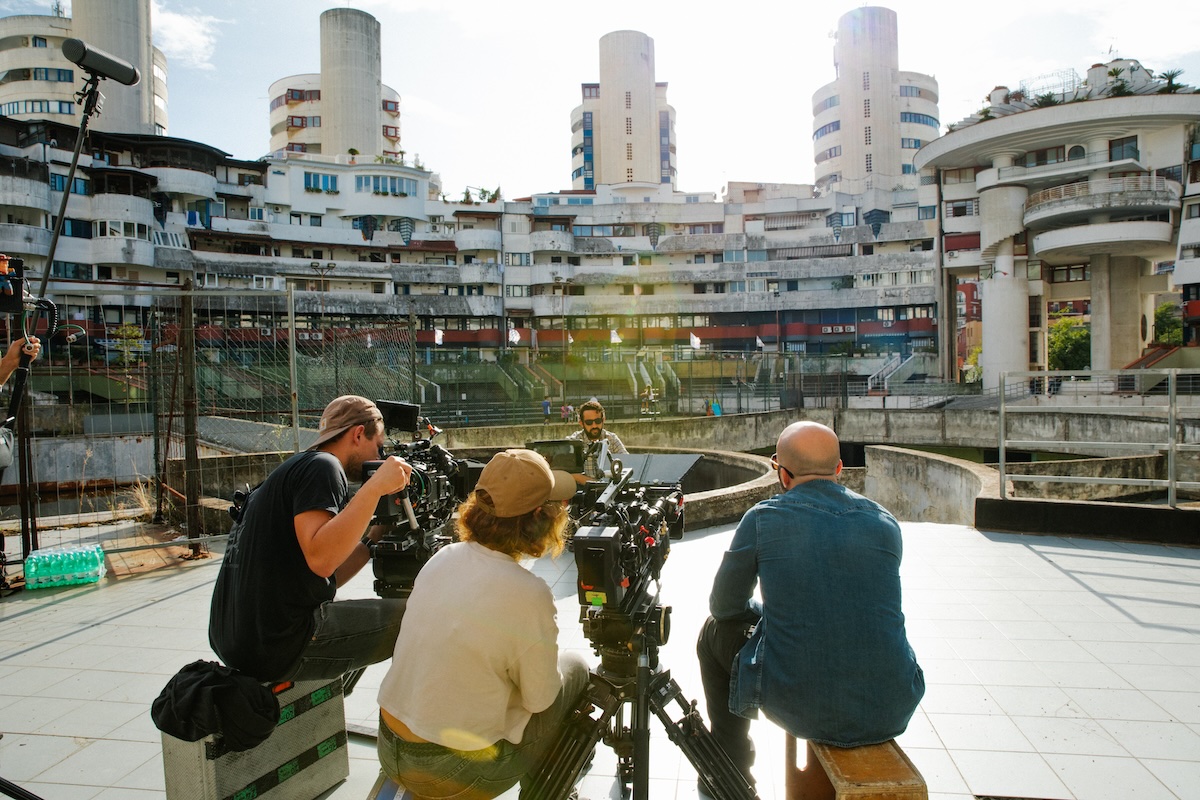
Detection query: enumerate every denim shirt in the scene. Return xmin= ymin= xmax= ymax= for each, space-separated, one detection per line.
xmin=710 ymin=479 xmax=924 ymax=747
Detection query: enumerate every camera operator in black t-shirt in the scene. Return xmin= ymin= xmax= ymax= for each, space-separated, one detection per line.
xmin=209 ymin=395 xmax=413 ymax=683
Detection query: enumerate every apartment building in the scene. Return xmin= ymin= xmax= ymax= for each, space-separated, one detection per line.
xmin=0 ymin=0 xmax=167 ymax=136
xmin=570 ymin=30 xmax=677 ymax=191
xmin=268 ymin=8 xmax=402 ymax=159
xmin=915 ymin=58 xmax=1200 ymax=388
xmin=812 ymin=6 xmax=940 ymax=197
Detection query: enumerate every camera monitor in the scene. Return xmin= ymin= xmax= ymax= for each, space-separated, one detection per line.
xmin=376 ymin=400 xmax=420 ymax=434
xmin=525 ymin=439 xmax=584 ymax=473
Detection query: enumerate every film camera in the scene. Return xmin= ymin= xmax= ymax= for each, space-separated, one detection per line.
xmin=365 ymin=401 xmax=479 ymax=598
xmin=526 ymin=439 xmax=694 ymax=673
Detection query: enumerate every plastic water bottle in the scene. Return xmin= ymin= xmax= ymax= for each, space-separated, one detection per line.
xmin=24 ymin=555 xmax=40 ymax=588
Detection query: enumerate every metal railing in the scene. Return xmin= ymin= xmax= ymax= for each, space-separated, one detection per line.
xmin=998 ymin=369 xmax=1200 ymax=508
xmin=1024 ymin=175 xmax=1176 ymax=212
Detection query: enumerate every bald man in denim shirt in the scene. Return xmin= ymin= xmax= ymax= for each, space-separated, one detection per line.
xmin=697 ymin=421 xmax=924 ymax=787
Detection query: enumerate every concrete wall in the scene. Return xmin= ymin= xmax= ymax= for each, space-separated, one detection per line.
xmin=1005 ymin=456 xmax=1164 ymax=500
xmin=864 ymin=445 xmax=1003 ymax=525
xmin=3 ymin=434 xmax=154 ymax=489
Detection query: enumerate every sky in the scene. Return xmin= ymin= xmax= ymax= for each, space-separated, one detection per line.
xmin=7 ymin=0 xmax=1200 ymax=199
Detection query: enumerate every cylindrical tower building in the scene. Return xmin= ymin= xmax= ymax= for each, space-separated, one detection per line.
xmin=319 ymin=8 xmax=382 ymax=158
xmin=71 ymin=0 xmax=160 ymax=134
xmin=812 ymin=6 xmax=938 ymax=194
xmin=571 ymin=30 xmax=676 ymax=190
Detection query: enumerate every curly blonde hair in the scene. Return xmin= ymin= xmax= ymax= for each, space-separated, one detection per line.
xmin=455 ymin=493 xmax=570 ymax=559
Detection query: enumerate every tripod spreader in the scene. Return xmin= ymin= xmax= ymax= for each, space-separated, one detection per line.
xmin=525 ymin=665 xmax=758 ymax=800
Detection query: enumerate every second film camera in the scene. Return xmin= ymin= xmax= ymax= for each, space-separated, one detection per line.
xmin=528 ymin=439 xmax=697 ymax=674
xmin=365 ymin=400 xmax=479 ymax=598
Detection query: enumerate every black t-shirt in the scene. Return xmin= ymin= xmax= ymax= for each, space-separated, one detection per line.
xmin=208 ymin=450 xmax=348 ymax=681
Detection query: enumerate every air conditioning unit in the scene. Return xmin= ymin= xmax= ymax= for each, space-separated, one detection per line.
xmin=821 ymin=326 xmax=832 ymax=333
xmin=844 ymin=325 xmax=856 ymax=333
xmin=882 ymin=321 xmax=894 ymax=328
xmin=832 ymin=325 xmax=844 ymax=333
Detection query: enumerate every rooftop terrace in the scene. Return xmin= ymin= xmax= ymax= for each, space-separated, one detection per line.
xmin=1 ymin=518 xmax=1198 ymax=799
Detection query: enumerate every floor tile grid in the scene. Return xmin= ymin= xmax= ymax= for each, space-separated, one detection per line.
xmin=2 ymin=522 xmax=1199 ymax=799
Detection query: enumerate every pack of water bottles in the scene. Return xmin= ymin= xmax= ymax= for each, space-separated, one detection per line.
xmin=24 ymin=543 xmax=106 ymax=589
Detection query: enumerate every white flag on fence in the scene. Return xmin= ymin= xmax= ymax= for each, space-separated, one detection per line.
xmin=434 ymin=328 xmax=444 ymax=345
xmin=690 ymin=332 xmax=701 ymax=350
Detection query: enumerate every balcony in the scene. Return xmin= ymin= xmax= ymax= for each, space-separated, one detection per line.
xmin=977 ymin=150 xmax=1146 ymax=192
xmin=455 ymin=228 xmax=501 ymax=253
xmin=0 ymin=223 xmax=52 ymax=258
xmin=529 ymin=230 xmax=575 ymax=253
xmin=89 ymin=193 xmax=155 ymax=223
xmin=89 ymin=237 xmax=157 ymax=268
xmin=0 ymin=176 xmax=51 ymax=211
xmin=1184 ymin=299 xmax=1200 ymax=322
xmin=1032 ymin=221 xmax=1175 ymax=265
xmin=1024 ymin=176 xmax=1179 ymax=228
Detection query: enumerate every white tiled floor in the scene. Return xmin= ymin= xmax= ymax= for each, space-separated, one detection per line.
xmin=2 ymin=521 xmax=1199 ymax=800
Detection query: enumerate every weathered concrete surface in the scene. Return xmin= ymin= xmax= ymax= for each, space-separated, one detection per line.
xmin=1005 ymin=456 xmax=1163 ymax=500
xmin=441 ymin=408 xmax=1199 ymax=457
xmin=3 ymin=434 xmax=155 ymax=489
xmin=864 ymin=445 xmax=1003 ymax=525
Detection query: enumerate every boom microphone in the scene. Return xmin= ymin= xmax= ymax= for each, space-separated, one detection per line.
xmin=61 ymin=38 xmax=140 ymax=86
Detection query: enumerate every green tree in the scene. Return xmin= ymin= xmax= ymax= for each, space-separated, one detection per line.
xmin=962 ymin=345 xmax=982 ymax=383
xmin=1153 ymin=301 xmax=1183 ymax=345
xmin=1047 ymin=315 xmax=1090 ymax=370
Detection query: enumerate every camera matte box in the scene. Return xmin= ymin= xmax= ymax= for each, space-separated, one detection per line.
xmin=160 ymin=678 xmax=349 ymax=800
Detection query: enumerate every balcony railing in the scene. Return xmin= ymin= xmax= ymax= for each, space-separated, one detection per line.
xmin=998 ymin=149 xmax=1139 ymax=182
xmin=1025 ymin=175 xmax=1176 ymax=213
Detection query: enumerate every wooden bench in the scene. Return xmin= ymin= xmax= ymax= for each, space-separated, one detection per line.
xmin=785 ymin=734 xmax=927 ymax=800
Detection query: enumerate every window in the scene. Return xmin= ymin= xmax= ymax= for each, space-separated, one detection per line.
xmin=309 ymin=215 xmax=322 ymax=226
xmin=582 ymin=85 xmax=599 ymax=99
xmin=865 ymin=154 xmax=873 ymax=173
xmin=815 ymin=95 xmax=840 ymax=112
xmin=382 ymin=99 xmax=399 ymax=113
xmin=1050 ymin=265 xmax=1089 ymax=283
xmin=33 ymin=68 xmax=73 ymax=82
xmin=1186 ymin=203 xmax=1200 ymax=219
xmin=900 ymin=112 xmax=939 ymax=128
xmin=863 ymin=99 xmax=870 ymax=118
xmin=1068 ymin=145 xmax=1085 ymax=160
xmin=504 ymin=252 xmax=531 ymax=266
xmin=625 ymin=118 xmax=632 ymax=135
xmin=60 ymin=218 xmax=91 ymax=238
xmin=627 ymin=168 xmax=634 ymax=181
xmin=32 ymin=36 xmax=47 ymax=47
xmin=813 ymin=121 xmax=841 ymax=140
xmin=902 ymin=164 xmax=915 ymax=174
xmin=303 ymin=172 xmax=337 ymax=192
xmin=625 ymin=91 xmax=631 ymax=109
xmin=626 ymin=143 xmax=633 ymax=160
xmin=944 ymin=199 xmax=979 ymax=217
xmin=249 ymin=207 xmax=264 ymax=220
xmin=900 ymin=85 xmax=920 ymax=97
xmin=1110 ymin=136 xmax=1138 ymax=161
xmin=1024 ymin=146 xmax=1065 ymax=167
xmin=693 ymin=254 xmax=705 ymax=264
xmin=382 ymin=125 xmax=399 ymax=139
xmin=901 ymin=138 xmax=922 ymax=149
xmin=816 ymin=146 xmax=842 ymax=163
xmin=864 ymin=126 xmax=872 ymax=145
xmin=51 ymin=261 xmax=90 ymax=279
xmin=49 ymin=174 xmax=89 ymax=194
xmin=862 ymin=72 xmax=870 ymax=90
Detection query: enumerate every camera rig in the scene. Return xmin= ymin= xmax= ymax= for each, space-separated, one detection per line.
xmin=364 ymin=401 xmax=477 ymax=599
xmin=523 ymin=443 xmax=756 ymax=800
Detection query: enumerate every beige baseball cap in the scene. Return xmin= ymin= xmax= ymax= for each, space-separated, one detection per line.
xmin=308 ymin=395 xmax=382 ymax=450
xmin=475 ymin=449 xmax=577 ymax=518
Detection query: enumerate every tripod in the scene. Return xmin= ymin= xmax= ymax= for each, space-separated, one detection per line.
xmin=525 ymin=598 xmax=757 ymax=800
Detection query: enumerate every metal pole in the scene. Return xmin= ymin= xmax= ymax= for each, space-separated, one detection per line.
xmin=180 ymin=282 xmax=204 ymax=552
xmin=287 ymin=281 xmax=300 ymax=452
xmin=998 ymin=371 xmax=1008 ymax=500
xmin=1167 ymin=369 xmax=1177 ymax=508
xmin=409 ymin=310 xmax=418 ymax=405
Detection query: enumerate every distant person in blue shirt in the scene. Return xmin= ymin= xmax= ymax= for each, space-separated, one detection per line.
xmin=697 ymin=421 xmax=924 ymax=787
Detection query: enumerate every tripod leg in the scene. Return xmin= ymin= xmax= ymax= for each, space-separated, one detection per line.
xmin=647 ymin=670 xmax=758 ymax=800
xmin=525 ymin=676 xmax=620 ymax=800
